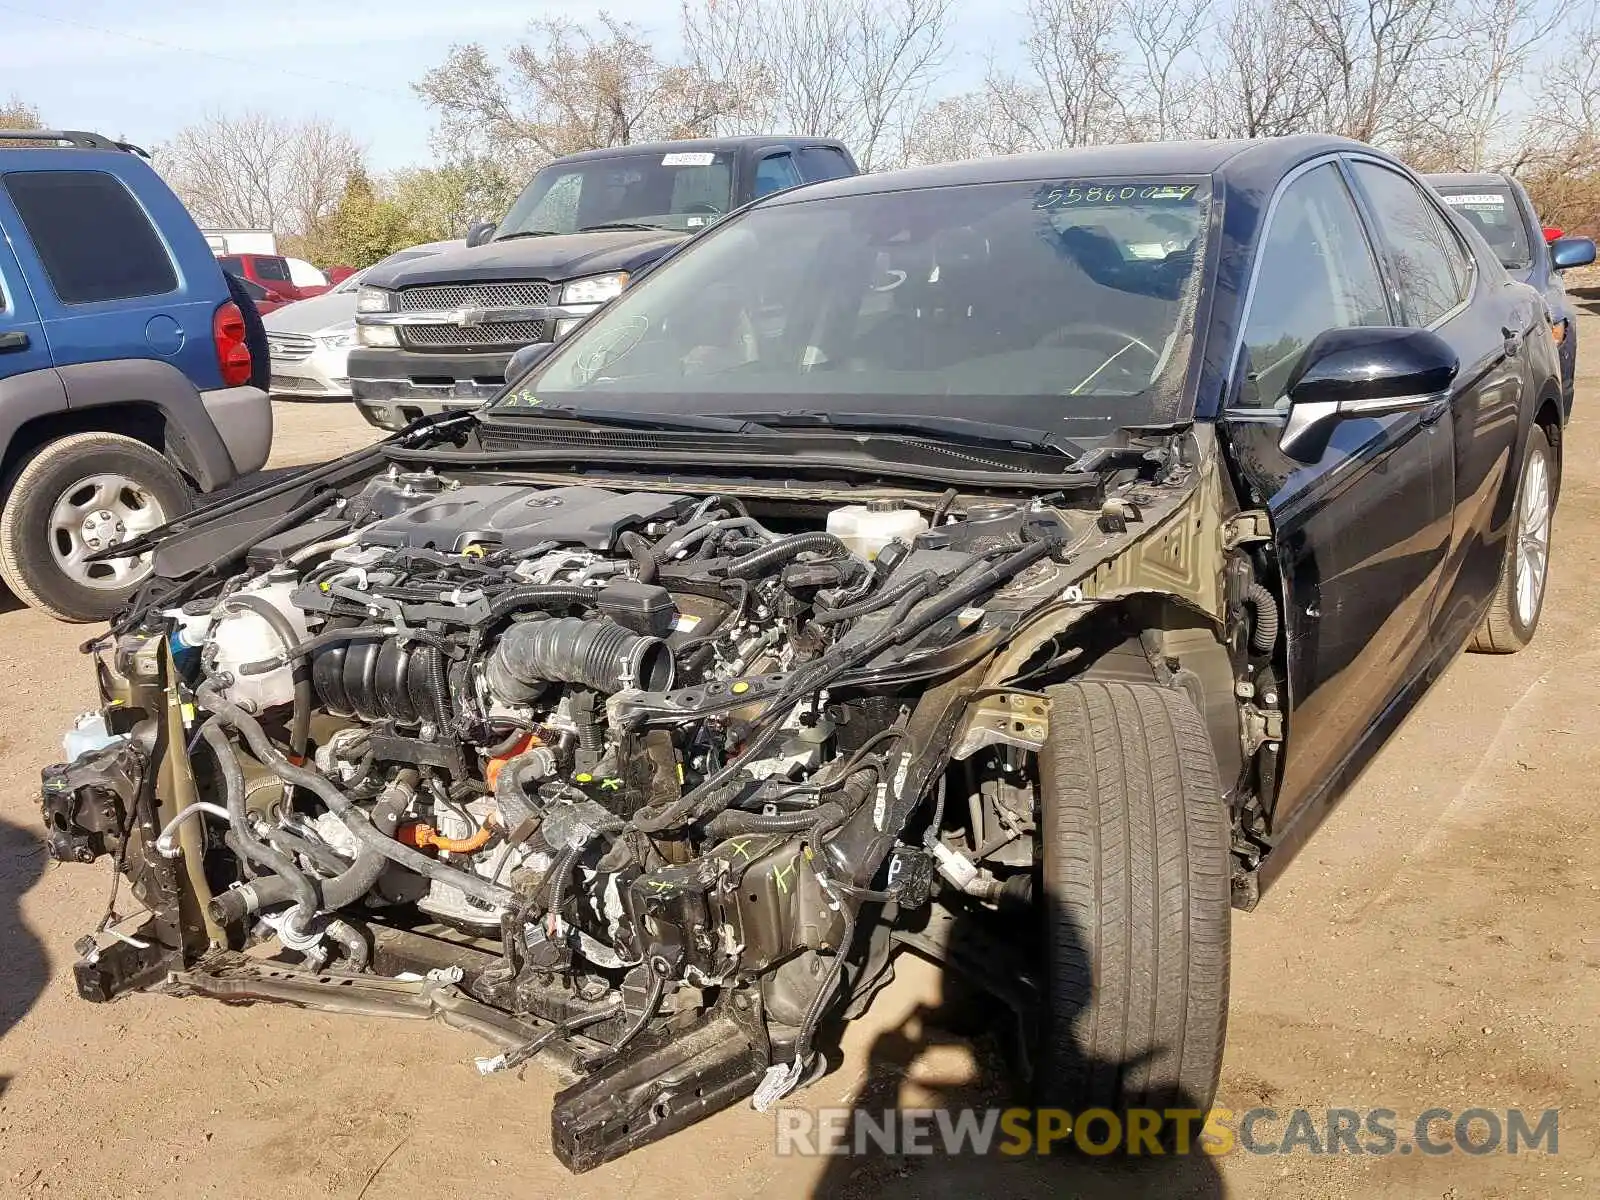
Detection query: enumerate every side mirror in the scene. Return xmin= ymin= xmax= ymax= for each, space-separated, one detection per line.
xmin=1550 ymin=236 xmax=1596 ymax=271
xmin=466 ymin=220 xmax=497 ymax=248
xmin=505 ymin=341 xmax=555 ymax=382
xmin=1279 ymin=326 xmax=1458 ymax=462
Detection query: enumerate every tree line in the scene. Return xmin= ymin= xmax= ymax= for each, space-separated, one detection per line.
xmin=6 ymin=0 xmax=1599 ymax=269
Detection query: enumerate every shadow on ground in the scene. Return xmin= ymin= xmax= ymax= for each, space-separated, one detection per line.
xmin=0 ymin=816 xmax=49 ymax=1099
xmin=807 ymin=893 xmax=1223 ymax=1200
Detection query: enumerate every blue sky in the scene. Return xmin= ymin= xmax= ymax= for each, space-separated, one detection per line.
xmin=0 ymin=0 xmax=660 ymax=168
xmin=0 ymin=0 xmax=1012 ymax=170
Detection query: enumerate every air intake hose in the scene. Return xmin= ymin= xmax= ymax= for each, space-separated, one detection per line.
xmin=486 ymin=616 xmax=675 ymax=700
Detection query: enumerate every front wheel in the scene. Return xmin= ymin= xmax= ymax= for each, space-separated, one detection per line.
xmin=1036 ymin=679 xmax=1231 ymax=1121
xmin=0 ymin=432 xmax=192 ymax=622
xmin=1469 ymin=424 xmax=1555 ymax=654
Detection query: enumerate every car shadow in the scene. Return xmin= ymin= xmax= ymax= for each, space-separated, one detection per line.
xmin=806 ymin=892 xmax=1224 ymax=1199
xmin=0 ymin=815 xmax=49 ymax=1099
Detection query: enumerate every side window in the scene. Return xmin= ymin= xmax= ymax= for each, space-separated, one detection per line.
xmin=1349 ymin=162 xmax=1471 ymax=327
xmin=2 ymin=170 xmax=177 ymax=304
xmin=796 ymin=147 xmax=854 ymax=182
xmin=1236 ymin=163 xmax=1392 ymax=408
xmin=218 ymin=255 xmax=244 ymax=276
xmin=753 ymin=153 xmax=802 ymax=199
xmin=253 ymin=256 xmax=291 ymax=283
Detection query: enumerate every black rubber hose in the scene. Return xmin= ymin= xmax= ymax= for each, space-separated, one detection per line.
xmin=322 ymin=919 xmax=369 ymax=970
xmin=206 ymin=693 xmax=516 ymax=909
xmin=210 ymin=773 xmax=411 ymax=922
xmin=201 ymin=720 xmax=318 ymax=935
xmin=702 ymin=801 xmax=846 ymax=839
xmin=1243 ymin=581 xmax=1280 ymax=654
xmin=221 ymin=594 xmax=311 ymax=761
xmin=811 ymin=571 xmax=934 ymax=626
xmin=427 ymin=644 xmax=453 ymax=729
xmin=488 ymin=616 xmax=675 ymax=697
xmin=618 ymin=531 xmax=659 ymax=583
xmin=719 ymin=531 xmax=853 ymax=579
xmin=479 ymin=585 xmax=601 ymax=629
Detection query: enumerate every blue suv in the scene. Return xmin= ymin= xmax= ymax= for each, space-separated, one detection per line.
xmin=0 ymin=129 xmax=273 ymax=621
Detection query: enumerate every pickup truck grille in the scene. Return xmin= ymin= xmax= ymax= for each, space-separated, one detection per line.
xmin=266 ymin=332 xmax=316 ymax=361
xmin=401 ymin=321 xmax=548 ymax=349
xmin=398 ymin=282 xmax=552 ymax=311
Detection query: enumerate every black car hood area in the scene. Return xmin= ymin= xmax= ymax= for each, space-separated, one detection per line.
xmin=362 ymin=229 xmax=687 ymax=288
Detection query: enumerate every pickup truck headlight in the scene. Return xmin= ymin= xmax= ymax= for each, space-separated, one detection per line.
xmin=356 ymin=286 xmax=396 ymax=313
xmin=319 ymin=325 xmax=357 ymax=350
xmin=359 ymin=324 xmax=399 ymax=347
xmin=562 ymin=272 xmax=629 ymax=306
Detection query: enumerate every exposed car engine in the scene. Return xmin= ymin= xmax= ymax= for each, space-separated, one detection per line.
xmin=50 ymin=459 xmax=1175 ymax=1169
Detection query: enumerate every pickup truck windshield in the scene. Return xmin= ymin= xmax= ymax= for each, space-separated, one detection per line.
xmin=500 ymin=177 xmax=1209 ymax=425
xmin=495 ymin=151 xmax=735 ymax=238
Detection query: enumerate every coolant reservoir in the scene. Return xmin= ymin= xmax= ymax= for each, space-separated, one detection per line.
xmin=827 ymin=500 xmax=929 ymax=561
xmin=210 ymin=571 xmax=315 ymax=712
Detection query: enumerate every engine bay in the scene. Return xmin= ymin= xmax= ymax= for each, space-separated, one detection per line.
xmin=46 ymin=463 xmax=1127 ymax=1169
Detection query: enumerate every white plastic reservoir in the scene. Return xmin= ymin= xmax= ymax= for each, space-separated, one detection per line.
xmin=827 ymin=500 xmax=929 ymax=561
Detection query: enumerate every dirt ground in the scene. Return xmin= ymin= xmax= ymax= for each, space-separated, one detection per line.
xmin=4 ymin=308 xmax=1600 ymax=1199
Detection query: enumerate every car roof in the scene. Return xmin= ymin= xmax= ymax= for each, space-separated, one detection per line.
xmin=1423 ymin=171 xmax=1514 ymax=189
xmin=551 ymin=135 xmax=848 ymax=165
xmin=765 ymin=134 xmax=1368 ymax=204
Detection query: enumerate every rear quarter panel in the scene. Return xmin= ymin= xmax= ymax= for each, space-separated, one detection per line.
xmin=0 ymin=149 xmax=227 ymax=391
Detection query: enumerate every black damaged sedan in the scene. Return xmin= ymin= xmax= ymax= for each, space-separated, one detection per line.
xmin=44 ymin=134 xmax=1565 ymax=1169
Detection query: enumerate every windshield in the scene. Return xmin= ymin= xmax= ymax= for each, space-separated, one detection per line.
xmin=495 ymin=151 xmax=734 ymax=238
xmin=1434 ymin=185 xmax=1531 ymax=268
xmin=498 ymin=177 xmax=1210 ymax=426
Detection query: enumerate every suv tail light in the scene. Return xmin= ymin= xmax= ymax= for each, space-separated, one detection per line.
xmin=213 ymin=301 xmax=252 ymax=387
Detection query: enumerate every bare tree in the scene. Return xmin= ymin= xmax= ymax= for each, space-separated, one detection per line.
xmin=156 ymin=111 xmax=364 ymax=235
xmin=1016 ymin=0 xmax=1125 ymax=146
xmin=1510 ymin=15 xmax=1600 ymax=229
xmin=681 ymin=0 xmax=955 ymax=169
xmin=418 ymin=13 xmax=746 ymax=169
xmin=1118 ymin=0 xmax=1211 ymax=140
xmin=1199 ymin=0 xmax=1329 ymax=138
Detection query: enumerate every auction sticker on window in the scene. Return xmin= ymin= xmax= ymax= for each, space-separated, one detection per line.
xmin=662 ymin=152 xmax=717 ymax=166
xmin=1034 ymin=182 xmax=1199 ymax=209
xmin=1440 ymin=193 xmax=1507 ymax=208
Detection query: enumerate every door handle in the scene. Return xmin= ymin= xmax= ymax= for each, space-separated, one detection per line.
xmin=1502 ymin=326 xmax=1521 ymax=358
xmin=0 ymin=330 xmax=29 ymax=353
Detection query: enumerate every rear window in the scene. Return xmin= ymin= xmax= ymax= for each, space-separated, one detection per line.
xmin=253 ymin=256 xmax=291 ymax=283
xmin=218 ymin=255 xmax=244 ymax=275
xmin=2 ymin=170 xmax=178 ymax=304
xmin=1434 ymin=185 xmax=1532 ymax=269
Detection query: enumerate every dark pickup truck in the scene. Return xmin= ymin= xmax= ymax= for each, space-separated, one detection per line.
xmin=348 ymin=135 xmax=858 ymax=430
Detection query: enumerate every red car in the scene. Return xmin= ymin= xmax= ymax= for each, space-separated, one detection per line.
xmin=229 ymin=273 xmax=290 ymax=314
xmin=218 ymin=253 xmax=327 ymax=303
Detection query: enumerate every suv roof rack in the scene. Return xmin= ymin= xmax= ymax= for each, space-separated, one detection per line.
xmin=0 ymin=129 xmax=151 ymax=158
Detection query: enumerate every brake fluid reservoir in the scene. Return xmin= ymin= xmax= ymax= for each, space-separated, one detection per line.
xmin=827 ymin=500 xmax=929 ymax=561
xmin=210 ymin=571 xmax=314 ymax=712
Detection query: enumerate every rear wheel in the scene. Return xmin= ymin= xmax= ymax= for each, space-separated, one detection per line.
xmin=1036 ymin=679 xmax=1231 ymax=1122
xmin=0 ymin=432 xmax=191 ymax=622
xmin=1469 ymin=424 xmax=1554 ymax=654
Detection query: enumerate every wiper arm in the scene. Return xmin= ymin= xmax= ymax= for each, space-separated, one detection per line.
xmin=577 ymin=222 xmax=668 ymax=233
xmin=492 ymin=230 xmax=559 ymax=241
xmin=492 ymin=402 xmax=771 ymax=435
xmin=748 ymin=410 xmax=1086 ymax=457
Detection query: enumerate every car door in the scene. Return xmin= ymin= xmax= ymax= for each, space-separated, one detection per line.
xmin=1346 ymin=159 xmax=1528 ymax=656
xmin=1220 ymin=160 xmax=1455 ymax=834
xmin=0 ymin=227 xmax=53 ymax=382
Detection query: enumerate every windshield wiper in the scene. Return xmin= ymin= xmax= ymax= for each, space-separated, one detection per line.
xmin=577 ymin=221 xmax=671 ymax=233
xmin=492 ymin=230 xmax=559 ymax=241
xmin=744 ymin=410 xmax=1087 ymax=458
xmin=490 ymin=403 xmax=770 ymax=435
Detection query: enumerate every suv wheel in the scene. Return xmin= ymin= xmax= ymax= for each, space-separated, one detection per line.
xmin=0 ymin=432 xmax=191 ymax=622
xmin=1036 ymin=679 xmax=1230 ymax=1124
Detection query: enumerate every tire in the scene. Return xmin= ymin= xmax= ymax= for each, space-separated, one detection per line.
xmin=0 ymin=432 xmax=192 ymax=622
xmin=1036 ymin=679 xmax=1230 ymax=1122
xmin=1469 ymin=424 xmax=1555 ymax=654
